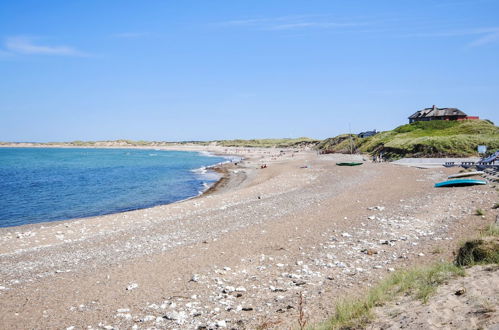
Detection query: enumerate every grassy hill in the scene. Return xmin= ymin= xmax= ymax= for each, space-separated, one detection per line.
xmin=318 ymin=120 xmax=499 ymax=159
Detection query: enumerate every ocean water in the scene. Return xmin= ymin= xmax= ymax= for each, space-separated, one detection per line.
xmin=0 ymin=148 xmax=228 ymax=228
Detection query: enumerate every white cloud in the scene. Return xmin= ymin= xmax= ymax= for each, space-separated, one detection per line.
xmin=468 ymin=30 xmax=499 ymax=47
xmin=218 ymin=16 xmax=367 ymax=31
xmin=267 ymin=21 xmax=367 ymax=31
xmin=110 ymin=32 xmax=149 ymax=38
xmin=397 ymin=26 xmax=499 ymax=47
xmin=4 ymin=36 xmax=87 ymax=56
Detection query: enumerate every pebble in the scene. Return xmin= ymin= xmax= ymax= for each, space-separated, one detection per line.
xmin=216 ymin=320 xmax=227 ymax=328
xmin=126 ymin=283 xmax=138 ymax=291
xmin=164 ymin=311 xmax=187 ymax=324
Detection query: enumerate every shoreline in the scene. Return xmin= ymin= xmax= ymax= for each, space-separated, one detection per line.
xmin=0 ymin=146 xmax=246 ymax=230
xmin=0 ymin=152 xmax=497 ymax=329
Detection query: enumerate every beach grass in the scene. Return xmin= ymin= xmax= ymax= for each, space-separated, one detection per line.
xmin=312 ymin=263 xmax=465 ymax=330
xmin=312 ymin=222 xmax=499 ymax=329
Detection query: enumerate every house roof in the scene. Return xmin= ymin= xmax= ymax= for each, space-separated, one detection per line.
xmin=408 ymin=106 xmax=467 ymax=119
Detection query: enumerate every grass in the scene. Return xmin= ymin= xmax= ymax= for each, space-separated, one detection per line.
xmin=313 ymin=222 xmax=499 ymax=329
xmin=492 ymin=203 xmax=499 ymax=210
xmin=317 ymin=120 xmax=499 ymax=159
xmin=455 ymin=233 xmax=499 ymax=267
xmin=212 ymin=137 xmax=320 ymax=148
xmin=312 ymin=263 xmax=465 ymax=330
xmin=483 ymin=224 xmax=499 ymax=237
xmin=476 ymin=208 xmax=485 ymax=216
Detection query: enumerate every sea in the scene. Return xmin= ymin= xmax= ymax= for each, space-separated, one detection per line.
xmin=0 ymin=148 xmax=230 ymax=228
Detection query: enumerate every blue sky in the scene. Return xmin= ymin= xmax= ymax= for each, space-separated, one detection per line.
xmin=1 ymin=0 xmax=498 ymax=142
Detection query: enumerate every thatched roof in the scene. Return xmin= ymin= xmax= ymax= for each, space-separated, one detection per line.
xmin=409 ymin=106 xmax=467 ymax=120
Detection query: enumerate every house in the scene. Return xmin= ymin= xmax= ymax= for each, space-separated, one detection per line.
xmin=357 ymin=130 xmax=378 ymax=138
xmin=408 ymin=105 xmax=479 ymax=123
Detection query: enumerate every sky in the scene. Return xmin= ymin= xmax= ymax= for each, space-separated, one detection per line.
xmin=1 ymin=0 xmax=498 ymax=142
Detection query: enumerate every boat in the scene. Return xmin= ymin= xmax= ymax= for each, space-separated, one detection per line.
xmin=336 ymin=162 xmax=363 ymax=166
xmin=448 ymin=171 xmax=484 ymax=179
xmin=434 ymin=179 xmax=487 ymax=187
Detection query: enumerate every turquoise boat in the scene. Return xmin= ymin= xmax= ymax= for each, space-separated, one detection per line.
xmin=434 ymin=179 xmax=487 ymax=188
xmin=336 ymin=162 xmax=363 ymax=166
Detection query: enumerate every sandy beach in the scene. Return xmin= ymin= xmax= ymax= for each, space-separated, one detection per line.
xmin=0 ymin=147 xmax=497 ymax=329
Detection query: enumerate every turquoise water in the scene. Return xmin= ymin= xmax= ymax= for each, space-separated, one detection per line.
xmin=0 ymin=148 xmax=228 ymax=228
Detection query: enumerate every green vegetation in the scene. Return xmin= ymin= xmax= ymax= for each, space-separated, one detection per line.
xmin=211 ymin=137 xmax=320 ymax=148
xmin=313 ymin=221 xmax=499 ymax=329
xmin=2 ymin=137 xmax=320 ymax=149
xmin=475 ymin=208 xmax=485 ymax=216
xmin=313 ymin=263 xmax=465 ymax=329
xmin=455 ymin=225 xmax=499 ymax=266
xmin=316 ymin=134 xmax=359 ymax=154
xmin=484 ymin=224 xmax=499 ymax=237
xmin=318 ymin=120 xmax=499 ymax=159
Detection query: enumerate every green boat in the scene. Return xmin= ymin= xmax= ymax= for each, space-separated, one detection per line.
xmin=336 ymin=162 xmax=363 ymax=166
xmin=434 ymin=179 xmax=487 ymax=188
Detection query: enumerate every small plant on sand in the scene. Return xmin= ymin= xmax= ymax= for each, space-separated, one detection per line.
xmin=313 ymin=263 xmax=464 ymax=329
xmin=475 ymin=208 xmax=485 ymax=216
xmin=492 ymin=202 xmax=499 ymax=209
xmin=455 ymin=227 xmax=499 ymax=266
xmin=297 ymin=292 xmax=308 ymax=330
xmin=431 ymin=247 xmax=443 ymax=254
xmin=484 ymin=224 xmax=499 ymax=236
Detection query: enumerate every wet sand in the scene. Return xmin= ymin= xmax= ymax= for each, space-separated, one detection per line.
xmin=0 ymin=148 xmax=497 ymax=329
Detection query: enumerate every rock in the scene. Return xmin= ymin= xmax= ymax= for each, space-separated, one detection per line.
xmin=117 ymin=308 xmax=130 ymax=313
xmin=222 ymin=286 xmax=235 ymax=293
xmin=163 ymin=311 xmax=187 ymax=324
xmin=341 ymin=232 xmax=352 ymax=238
xmin=293 ymin=280 xmax=307 ymax=286
xmin=190 ymin=274 xmax=200 ymax=282
xmin=455 ymin=288 xmax=466 ymax=296
xmin=126 ymin=283 xmax=138 ymax=291
xmin=361 ymin=249 xmax=378 ymax=255
xmin=141 ymin=315 xmax=155 ymax=322
xmin=270 ymin=286 xmax=286 ymax=292
xmin=216 ymin=320 xmax=227 ymax=328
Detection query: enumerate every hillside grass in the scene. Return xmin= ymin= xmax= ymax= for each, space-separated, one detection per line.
xmin=318 ymin=120 xmax=499 ymax=159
